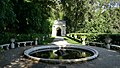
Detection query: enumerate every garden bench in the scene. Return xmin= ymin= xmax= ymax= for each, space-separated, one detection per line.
xmin=111 ymin=45 xmax=120 ymax=51
xmin=0 ymin=44 xmax=10 ymax=50
xmin=17 ymin=41 xmax=33 ymax=47
xmin=26 ymin=41 xmax=33 ymax=46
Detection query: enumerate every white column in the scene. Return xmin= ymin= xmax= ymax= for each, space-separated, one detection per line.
xmin=52 ymin=26 xmax=56 ymax=37
xmin=35 ymin=38 xmax=38 ymax=45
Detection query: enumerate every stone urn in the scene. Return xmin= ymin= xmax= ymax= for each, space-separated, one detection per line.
xmin=81 ymin=36 xmax=87 ymax=45
xmin=10 ymin=38 xmax=15 ymax=49
xmin=35 ymin=38 xmax=38 ymax=45
xmin=105 ymin=37 xmax=112 ymax=49
xmin=74 ymin=34 xmax=77 ymax=39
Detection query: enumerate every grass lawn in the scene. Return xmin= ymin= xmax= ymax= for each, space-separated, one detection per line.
xmin=41 ymin=37 xmax=55 ymax=45
xmin=63 ymin=37 xmax=81 ymax=44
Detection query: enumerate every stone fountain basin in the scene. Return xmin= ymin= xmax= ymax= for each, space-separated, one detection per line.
xmin=24 ymin=45 xmax=99 ymax=63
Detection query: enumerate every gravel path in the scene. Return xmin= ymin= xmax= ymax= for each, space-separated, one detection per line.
xmin=0 ymin=37 xmax=120 ymax=68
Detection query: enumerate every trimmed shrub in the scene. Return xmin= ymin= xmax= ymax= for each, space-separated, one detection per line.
xmin=67 ymin=33 xmax=120 ymax=45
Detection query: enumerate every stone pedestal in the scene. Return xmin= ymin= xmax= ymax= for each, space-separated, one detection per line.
xmin=35 ymin=38 xmax=38 ymax=45
xmin=105 ymin=37 xmax=112 ymax=49
xmin=82 ymin=40 xmax=86 ymax=45
xmin=81 ymin=36 xmax=86 ymax=45
xmin=106 ymin=44 xmax=110 ymax=49
xmin=10 ymin=38 xmax=15 ymax=49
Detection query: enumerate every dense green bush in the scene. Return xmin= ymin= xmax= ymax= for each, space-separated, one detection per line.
xmin=0 ymin=33 xmax=51 ymax=45
xmin=0 ymin=33 xmax=15 ymax=44
xmin=96 ymin=34 xmax=120 ymax=45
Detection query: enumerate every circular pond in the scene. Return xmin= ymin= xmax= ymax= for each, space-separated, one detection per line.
xmin=24 ymin=45 xmax=99 ymax=63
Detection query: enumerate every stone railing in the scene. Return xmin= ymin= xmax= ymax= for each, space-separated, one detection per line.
xmin=111 ymin=45 xmax=120 ymax=51
xmin=66 ymin=34 xmax=120 ymax=51
xmin=0 ymin=44 xmax=10 ymax=50
xmin=0 ymin=41 xmax=34 ymax=50
xmin=17 ymin=41 xmax=34 ymax=47
xmin=0 ymin=34 xmax=51 ymax=50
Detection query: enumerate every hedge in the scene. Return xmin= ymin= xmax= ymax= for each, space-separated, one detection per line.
xmin=0 ymin=32 xmax=51 ymax=45
xmin=67 ymin=33 xmax=120 ymax=45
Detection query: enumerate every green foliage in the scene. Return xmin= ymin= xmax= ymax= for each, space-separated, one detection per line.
xmin=64 ymin=37 xmax=80 ymax=44
xmin=1 ymin=0 xmax=120 ymax=34
xmin=0 ymin=0 xmax=54 ymax=34
xmin=11 ymin=0 xmax=51 ymax=33
xmin=0 ymin=0 xmax=16 ymax=32
xmin=0 ymin=33 xmax=51 ymax=45
xmin=1 ymin=0 xmax=120 ymax=46
xmin=59 ymin=0 xmax=120 ymax=33
xmin=41 ymin=37 xmax=54 ymax=45
xmin=82 ymin=1 xmax=120 ymax=33
xmin=0 ymin=33 xmax=16 ymax=44
xmin=0 ymin=0 xmax=56 ymax=45
xmin=61 ymin=0 xmax=87 ymax=33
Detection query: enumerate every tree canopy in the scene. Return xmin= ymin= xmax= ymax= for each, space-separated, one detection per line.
xmin=0 ymin=0 xmax=120 ymax=34
xmin=61 ymin=0 xmax=120 ymax=33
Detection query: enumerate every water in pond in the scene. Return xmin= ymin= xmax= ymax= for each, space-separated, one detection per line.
xmin=30 ymin=49 xmax=93 ymax=59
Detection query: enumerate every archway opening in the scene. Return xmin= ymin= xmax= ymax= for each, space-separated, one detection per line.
xmin=56 ymin=27 xmax=61 ymax=36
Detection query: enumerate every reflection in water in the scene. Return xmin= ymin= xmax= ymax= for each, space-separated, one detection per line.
xmin=30 ymin=49 xmax=93 ymax=59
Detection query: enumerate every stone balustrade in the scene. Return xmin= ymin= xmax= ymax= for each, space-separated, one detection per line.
xmin=111 ymin=45 xmax=120 ymax=51
xmin=17 ymin=41 xmax=33 ymax=47
xmin=0 ymin=41 xmax=34 ymax=50
xmin=66 ymin=34 xmax=120 ymax=51
xmin=0 ymin=44 xmax=10 ymax=50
